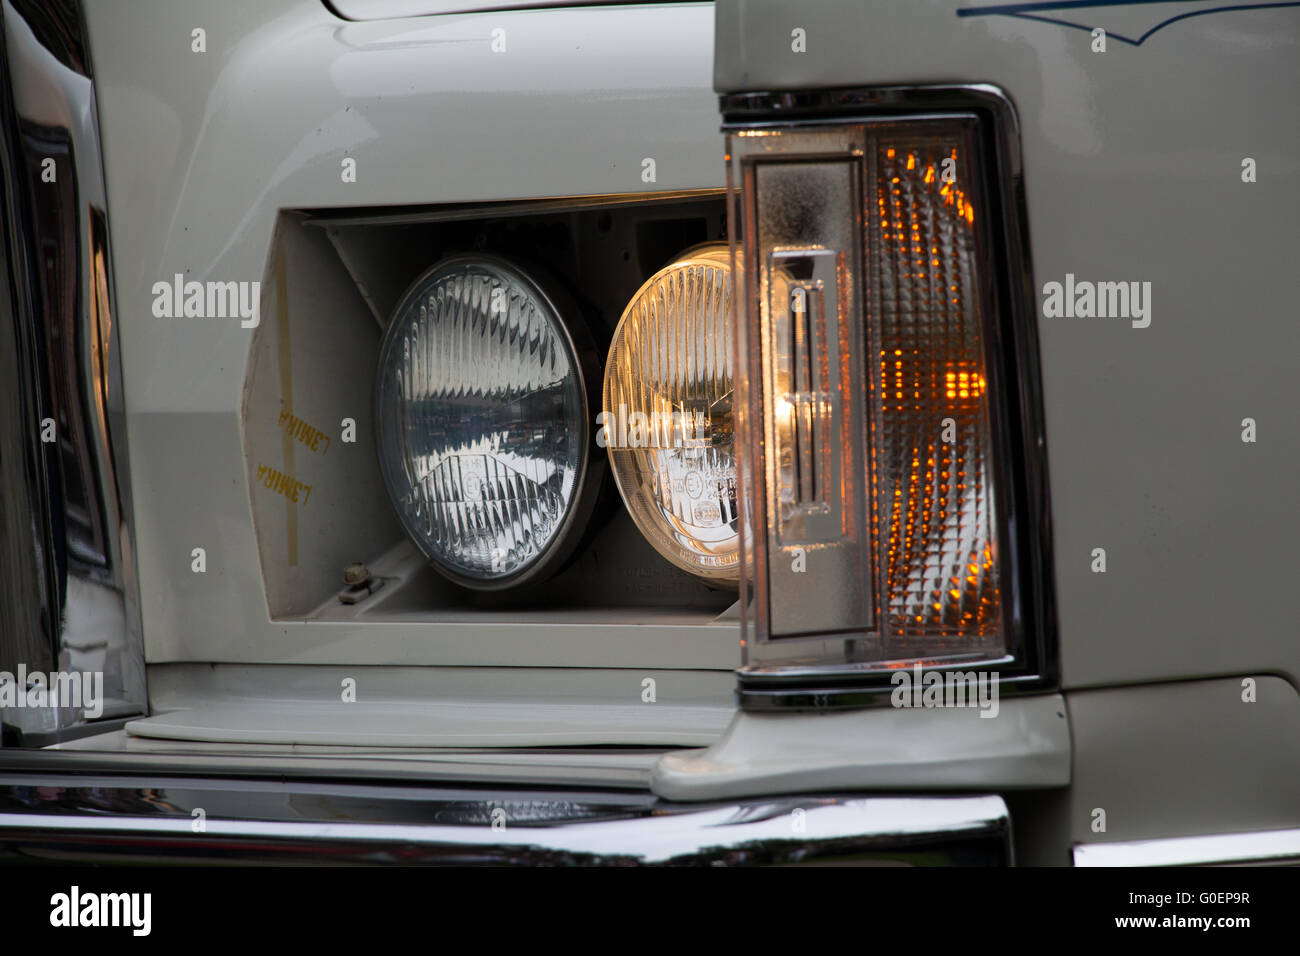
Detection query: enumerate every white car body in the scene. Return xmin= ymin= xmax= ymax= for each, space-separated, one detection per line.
xmin=1 ymin=0 xmax=1297 ymax=866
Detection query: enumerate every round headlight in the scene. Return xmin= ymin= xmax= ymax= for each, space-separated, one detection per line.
xmin=375 ymin=255 xmax=594 ymax=590
xmin=603 ymin=244 xmax=739 ymax=583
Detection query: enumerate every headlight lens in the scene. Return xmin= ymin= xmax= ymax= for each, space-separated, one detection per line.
xmin=375 ymin=255 xmax=591 ymax=589
xmin=602 ymin=244 xmax=739 ymax=583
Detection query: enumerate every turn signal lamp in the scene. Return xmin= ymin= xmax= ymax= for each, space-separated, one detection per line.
xmin=723 ymin=87 xmax=1054 ymax=706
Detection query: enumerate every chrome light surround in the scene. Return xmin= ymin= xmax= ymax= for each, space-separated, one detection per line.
xmin=723 ymin=85 xmax=1057 ymax=710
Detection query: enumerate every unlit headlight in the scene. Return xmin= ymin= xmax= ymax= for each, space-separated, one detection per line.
xmin=375 ymin=255 xmax=594 ymax=590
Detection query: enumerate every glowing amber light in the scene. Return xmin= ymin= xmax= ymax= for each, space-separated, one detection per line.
xmin=873 ymin=138 xmax=1000 ymax=638
xmin=944 ymin=367 xmax=987 ymax=400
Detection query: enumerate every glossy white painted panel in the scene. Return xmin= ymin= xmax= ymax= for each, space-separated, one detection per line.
xmin=652 ymin=693 xmax=1070 ymax=800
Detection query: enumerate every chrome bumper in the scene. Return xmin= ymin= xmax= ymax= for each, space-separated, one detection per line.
xmin=0 ymin=775 xmax=1012 ymax=865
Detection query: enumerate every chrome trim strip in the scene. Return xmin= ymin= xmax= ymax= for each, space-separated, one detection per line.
xmin=1073 ymin=829 xmax=1300 ymax=867
xmin=0 ymin=0 xmax=146 ymax=743
xmin=0 ymin=775 xmax=1012 ymax=865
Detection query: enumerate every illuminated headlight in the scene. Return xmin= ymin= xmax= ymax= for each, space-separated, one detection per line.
xmin=375 ymin=255 xmax=596 ymax=589
xmin=725 ymin=87 xmax=1054 ymax=703
xmin=602 ymin=244 xmax=739 ymax=583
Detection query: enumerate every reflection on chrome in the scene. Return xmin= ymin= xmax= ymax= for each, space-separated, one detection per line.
xmin=0 ymin=780 xmax=1011 ymax=865
xmin=1074 ymin=829 xmax=1300 ymax=867
xmin=0 ymin=1 xmax=146 ymax=745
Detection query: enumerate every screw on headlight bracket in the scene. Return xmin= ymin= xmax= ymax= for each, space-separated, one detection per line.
xmin=338 ymin=562 xmax=386 ymax=605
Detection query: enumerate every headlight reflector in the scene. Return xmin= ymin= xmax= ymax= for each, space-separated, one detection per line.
xmin=375 ymin=255 xmax=591 ymax=589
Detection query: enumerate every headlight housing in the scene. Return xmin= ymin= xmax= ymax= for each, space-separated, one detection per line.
xmin=375 ymin=255 xmax=597 ymax=590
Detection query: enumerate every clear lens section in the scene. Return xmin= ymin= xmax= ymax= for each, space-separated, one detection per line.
xmin=752 ymin=160 xmax=875 ymax=639
xmin=728 ymin=118 xmax=1005 ymax=671
xmin=375 ymin=257 xmax=586 ymax=586
xmin=603 ymin=245 xmax=739 ymax=582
